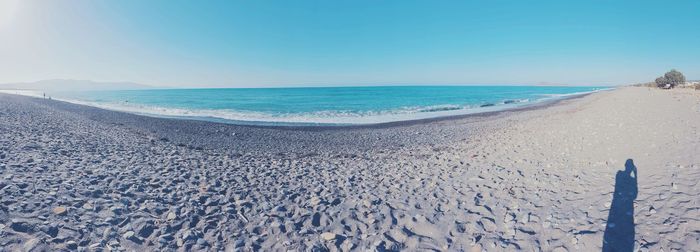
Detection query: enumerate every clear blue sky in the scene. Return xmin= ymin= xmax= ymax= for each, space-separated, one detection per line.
xmin=1 ymin=0 xmax=699 ymax=87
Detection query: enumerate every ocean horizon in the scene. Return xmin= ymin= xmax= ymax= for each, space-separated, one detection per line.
xmin=18 ymin=85 xmax=610 ymax=126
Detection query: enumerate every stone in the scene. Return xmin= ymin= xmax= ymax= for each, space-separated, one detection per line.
xmin=166 ymin=211 xmax=177 ymax=221
xmin=123 ymin=231 xmax=135 ymax=239
xmin=10 ymin=219 xmax=34 ymax=233
xmin=22 ymin=143 xmax=41 ymax=150
xmin=53 ymin=206 xmax=67 ymax=215
xmin=274 ymin=205 xmax=287 ymax=212
xmin=90 ymin=189 xmax=104 ymax=198
xmin=16 ymin=182 xmax=29 ymax=189
xmin=41 ymin=224 xmax=59 ymax=237
xmin=269 ymin=221 xmax=285 ymax=234
xmin=66 ymin=240 xmax=78 ymax=250
xmin=136 ymin=222 xmax=155 ymax=238
xmin=234 ymin=239 xmax=245 ymax=248
xmin=330 ymin=198 xmax=342 ymax=205
xmin=23 ymin=238 xmax=40 ymax=251
xmin=176 ymin=238 xmax=185 ymax=247
xmin=158 ymin=234 xmax=174 ymax=244
xmin=310 ymin=197 xmax=322 ymax=206
xmin=320 ymin=232 xmax=337 ymax=241
xmin=103 ymin=227 xmax=113 ymax=239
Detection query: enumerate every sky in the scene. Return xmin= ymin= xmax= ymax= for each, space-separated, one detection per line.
xmin=0 ymin=0 xmax=699 ymax=88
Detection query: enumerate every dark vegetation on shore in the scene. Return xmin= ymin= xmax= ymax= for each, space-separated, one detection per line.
xmin=633 ymin=69 xmax=698 ymax=90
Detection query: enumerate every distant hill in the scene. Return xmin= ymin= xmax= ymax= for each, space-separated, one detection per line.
xmin=0 ymin=79 xmax=155 ymax=91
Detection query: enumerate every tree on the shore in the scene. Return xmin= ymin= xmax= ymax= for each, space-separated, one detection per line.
xmin=655 ymin=77 xmax=667 ymax=88
xmin=655 ymin=69 xmax=686 ymax=88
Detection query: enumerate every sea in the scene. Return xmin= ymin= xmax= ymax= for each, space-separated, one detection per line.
xmin=24 ymin=86 xmax=610 ymax=126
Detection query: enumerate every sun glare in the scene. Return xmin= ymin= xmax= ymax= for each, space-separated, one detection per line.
xmin=0 ymin=0 xmax=20 ymax=28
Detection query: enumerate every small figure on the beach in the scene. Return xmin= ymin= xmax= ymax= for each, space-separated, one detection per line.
xmin=43 ymin=92 xmax=46 ymax=99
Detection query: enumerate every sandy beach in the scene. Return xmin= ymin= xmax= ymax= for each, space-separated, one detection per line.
xmin=1 ymin=87 xmax=699 ymax=251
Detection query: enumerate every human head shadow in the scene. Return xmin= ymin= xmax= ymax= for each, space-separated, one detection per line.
xmin=602 ymin=159 xmax=638 ymax=252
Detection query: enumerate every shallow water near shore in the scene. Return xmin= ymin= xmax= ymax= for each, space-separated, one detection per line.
xmin=40 ymin=86 xmax=607 ymax=125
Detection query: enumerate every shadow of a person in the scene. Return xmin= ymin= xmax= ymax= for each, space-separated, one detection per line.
xmin=602 ymin=159 xmax=638 ymax=251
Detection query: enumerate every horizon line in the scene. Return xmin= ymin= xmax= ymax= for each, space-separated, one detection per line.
xmin=2 ymin=79 xmax=621 ymax=90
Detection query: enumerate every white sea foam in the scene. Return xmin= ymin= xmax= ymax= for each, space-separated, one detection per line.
xmin=2 ymin=88 xmax=613 ymax=125
xmin=539 ymin=88 xmax=614 ymax=98
xmin=46 ymin=98 xmax=530 ymax=125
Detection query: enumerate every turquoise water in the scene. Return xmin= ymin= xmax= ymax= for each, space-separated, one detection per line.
xmin=51 ymin=86 xmax=609 ymax=125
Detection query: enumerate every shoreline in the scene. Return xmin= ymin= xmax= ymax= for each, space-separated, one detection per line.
xmin=0 ymin=90 xmax=603 ymax=156
xmin=0 ymin=88 xmax=607 ymax=130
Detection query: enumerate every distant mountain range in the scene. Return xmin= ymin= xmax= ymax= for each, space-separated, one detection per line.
xmin=0 ymin=79 xmax=155 ymax=91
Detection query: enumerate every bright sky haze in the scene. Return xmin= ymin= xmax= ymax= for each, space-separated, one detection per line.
xmin=1 ymin=0 xmax=699 ymax=87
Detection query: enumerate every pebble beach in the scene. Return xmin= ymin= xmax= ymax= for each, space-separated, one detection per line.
xmin=1 ymin=87 xmax=699 ymax=251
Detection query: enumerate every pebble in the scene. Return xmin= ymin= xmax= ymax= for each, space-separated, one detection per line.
xmin=41 ymin=224 xmax=59 ymax=237
xmin=53 ymin=206 xmax=67 ymax=215
xmin=9 ymin=219 xmax=33 ymax=233
xmin=23 ymin=238 xmax=40 ymax=251
xmin=320 ymin=232 xmax=337 ymax=241
xmin=103 ymin=227 xmax=113 ymax=239
xmin=310 ymin=197 xmax=322 ymax=206
xmin=66 ymin=240 xmax=78 ymax=249
xmin=123 ymin=231 xmax=135 ymax=239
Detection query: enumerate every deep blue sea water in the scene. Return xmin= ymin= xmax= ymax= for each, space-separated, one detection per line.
xmin=48 ymin=86 xmax=609 ymax=125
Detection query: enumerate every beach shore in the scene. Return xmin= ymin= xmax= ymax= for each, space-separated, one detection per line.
xmin=1 ymin=87 xmax=699 ymax=251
